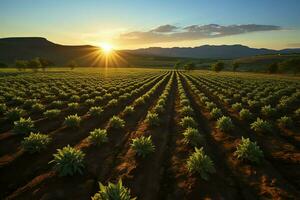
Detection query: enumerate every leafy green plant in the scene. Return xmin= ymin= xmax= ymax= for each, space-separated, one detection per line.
xmin=210 ymin=108 xmax=223 ymax=120
xmin=277 ymin=116 xmax=293 ymax=129
xmin=68 ymin=102 xmax=79 ymax=111
xmin=13 ymin=117 xmax=35 ymax=134
xmin=145 ymin=112 xmax=160 ymax=127
xmin=205 ymin=102 xmax=216 ymax=111
xmin=89 ymin=106 xmax=103 ymax=117
xmin=107 ymin=99 xmax=118 ymax=107
xmin=64 ymin=114 xmax=81 ymax=128
xmin=216 ymin=116 xmax=234 ymax=132
xmin=153 ymin=104 xmax=165 ymax=114
xmin=32 ymin=103 xmax=45 ymax=112
xmin=108 ymin=116 xmax=125 ymax=129
xmin=250 ymin=118 xmax=272 ymax=133
xmin=180 ymin=116 xmax=197 ymax=129
xmin=235 ymin=137 xmax=263 ymax=164
xmin=131 ymin=136 xmax=155 ymax=158
xmin=239 ymin=109 xmax=253 ymax=121
xmin=123 ymin=106 xmax=135 ymax=116
xmin=43 ymin=109 xmax=61 ymax=119
xmin=89 ymin=128 xmax=108 ymax=146
xmin=6 ymin=107 xmax=25 ymax=121
xmin=231 ymin=103 xmax=242 ymax=112
xmin=261 ymin=105 xmax=277 ymax=118
xmin=92 ymin=180 xmax=136 ymax=200
xmin=186 ymin=147 xmax=215 ymax=180
xmin=49 ymin=145 xmax=85 ymax=176
xmin=0 ymin=103 xmax=7 ymax=115
xmin=182 ymin=128 xmax=204 ymax=147
xmin=21 ymin=132 xmax=51 ymax=153
xmin=180 ymin=106 xmax=194 ymax=117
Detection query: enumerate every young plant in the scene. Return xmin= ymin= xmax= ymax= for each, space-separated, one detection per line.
xmin=92 ymin=180 xmax=136 ymax=200
xmin=108 ymin=116 xmax=125 ymax=129
xmin=186 ymin=147 xmax=215 ymax=180
xmin=6 ymin=107 xmax=25 ymax=121
xmin=145 ymin=112 xmax=160 ymax=127
xmin=0 ymin=103 xmax=7 ymax=115
xmin=235 ymin=137 xmax=264 ymax=164
xmin=180 ymin=116 xmax=197 ymax=129
xmin=43 ymin=109 xmax=61 ymax=119
xmin=68 ymin=102 xmax=79 ymax=111
xmin=239 ymin=109 xmax=253 ymax=121
xmin=250 ymin=118 xmax=272 ymax=133
xmin=89 ymin=106 xmax=103 ymax=118
xmin=154 ymin=104 xmax=165 ymax=114
xmin=123 ymin=106 xmax=135 ymax=116
xmin=131 ymin=136 xmax=155 ymax=158
xmin=32 ymin=103 xmax=45 ymax=112
xmin=89 ymin=128 xmax=108 ymax=146
xmin=216 ymin=116 xmax=234 ymax=132
xmin=49 ymin=145 xmax=85 ymax=176
xmin=261 ymin=105 xmax=277 ymax=118
xmin=180 ymin=106 xmax=194 ymax=117
xmin=182 ymin=128 xmax=204 ymax=147
xmin=277 ymin=116 xmax=293 ymax=129
xmin=21 ymin=132 xmax=51 ymax=153
xmin=64 ymin=114 xmax=81 ymax=128
xmin=210 ymin=108 xmax=223 ymax=120
xmin=231 ymin=103 xmax=242 ymax=112
xmin=13 ymin=117 xmax=35 ymax=134
xmin=107 ymin=99 xmax=118 ymax=107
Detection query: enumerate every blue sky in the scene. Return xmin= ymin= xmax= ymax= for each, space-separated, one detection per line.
xmin=1 ymin=0 xmax=300 ymax=49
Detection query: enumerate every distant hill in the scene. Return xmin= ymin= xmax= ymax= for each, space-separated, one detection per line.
xmin=125 ymin=45 xmax=300 ymax=59
xmin=0 ymin=37 xmax=300 ymax=68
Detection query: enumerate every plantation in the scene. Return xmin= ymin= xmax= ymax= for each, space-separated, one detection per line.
xmin=0 ymin=68 xmax=299 ymax=199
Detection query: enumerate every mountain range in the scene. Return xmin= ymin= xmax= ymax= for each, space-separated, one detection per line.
xmin=0 ymin=37 xmax=300 ymax=66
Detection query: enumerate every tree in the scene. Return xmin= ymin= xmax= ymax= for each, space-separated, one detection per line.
xmin=67 ymin=61 xmax=78 ymax=70
xmin=212 ymin=61 xmax=224 ymax=72
xmin=15 ymin=60 xmax=28 ymax=71
xmin=39 ymin=58 xmax=54 ymax=71
xmin=279 ymin=58 xmax=300 ymax=75
xmin=174 ymin=61 xmax=181 ymax=70
xmin=267 ymin=63 xmax=279 ymax=74
xmin=184 ymin=62 xmax=196 ymax=71
xmin=0 ymin=62 xmax=7 ymax=68
xmin=232 ymin=62 xmax=240 ymax=72
xmin=27 ymin=58 xmax=41 ymax=72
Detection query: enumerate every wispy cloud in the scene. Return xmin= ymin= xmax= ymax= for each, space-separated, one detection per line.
xmin=117 ymin=24 xmax=282 ymax=45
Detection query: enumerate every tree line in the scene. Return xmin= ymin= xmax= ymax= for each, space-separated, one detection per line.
xmin=174 ymin=57 xmax=300 ymax=74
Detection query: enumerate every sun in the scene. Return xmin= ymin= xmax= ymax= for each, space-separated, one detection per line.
xmin=100 ymin=42 xmax=113 ymax=54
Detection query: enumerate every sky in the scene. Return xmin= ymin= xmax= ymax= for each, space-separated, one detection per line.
xmin=1 ymin=0 xmax=300 ymax=50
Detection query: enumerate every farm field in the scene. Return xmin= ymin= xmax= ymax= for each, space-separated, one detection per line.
xmin=0 ymin=68 xmax=300 ymax=199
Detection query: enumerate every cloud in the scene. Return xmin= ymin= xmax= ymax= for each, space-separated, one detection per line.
xmin=150 ymin=24 xmax=178 ymax=33
xmin=117 ymin=24 xmax=282 ymax=45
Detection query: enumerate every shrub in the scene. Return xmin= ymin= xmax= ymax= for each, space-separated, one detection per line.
xmin=186 ymin=147 xmax=215 ymax=180
xmin=277 ymin=116 xmax=293 ymax=128
xmin=205 ymin=102 xmax=216 ymax=111
xmin=182 ymin=128 xmax=204 ymax=147
xmin=235 ymin=137 xmax=263 ymax=164
xmin=68 ymin=102 xmax=79 ymax=111
xmin=239 ymin=109 xmax=253 ymax=121
xmin=64 ymin=114 xmax=81 ymax=128
xmin=13 ymin=117 xmax=35 ymax=134
xmin=210 ymin=108 xmax=222 ymax=120
xmin=89 ymin=106 xmax=103 ymax=117
xmin=21 ymin=132 xmax=51 ymax=153
xmin=32 ymin=103 xmax=45 ymax=112
xmin=0 ymin=103 xmax=7 ymax=115
xmin=123 ymin=106 xmax=135 ymax=116
xmin=216 ymin=116 xmax=234 ymax=132
xmin=180 ymin=106 xmax=194 ymax=117
xmin=145 ymin=112 xmax=160 ymax=127
xmin=180 ymin=116 xmax=197 ymax=129
xmin=131 ymin=136 xmax=155 ymax=158
xmin=92 ymin=180 xmax=136 ymax=200
xmin=250 ymin=118 xmax=272 ymax=133
xmin=89 ymin=128 xmax=108 ymax=146
xmin=108 ymin=116 xmax=125 ymax=129
xmin=49 ymin=145 xmax=85 ymax=176
xmin=154 ymin=104 xmax=165 ymax=114
xmin=261 ymin=105 xmax=277 ymax=118
xmin=43 ymin=109 xmax=61 ymax=119
xmin=6 ymin=107 xmax=25 ymax=121
xmin=231 ymin=103 xmax=242 ymax=112
xmin=107 ymin=99 xmax=118 ymax=107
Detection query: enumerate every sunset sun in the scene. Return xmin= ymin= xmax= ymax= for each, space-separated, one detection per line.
xmin=100 ymin=42 xmax=113 ymax=54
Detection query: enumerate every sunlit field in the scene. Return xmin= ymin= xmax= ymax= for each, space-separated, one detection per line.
xmin=0 ymin=68 xmax=299 ymax=199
